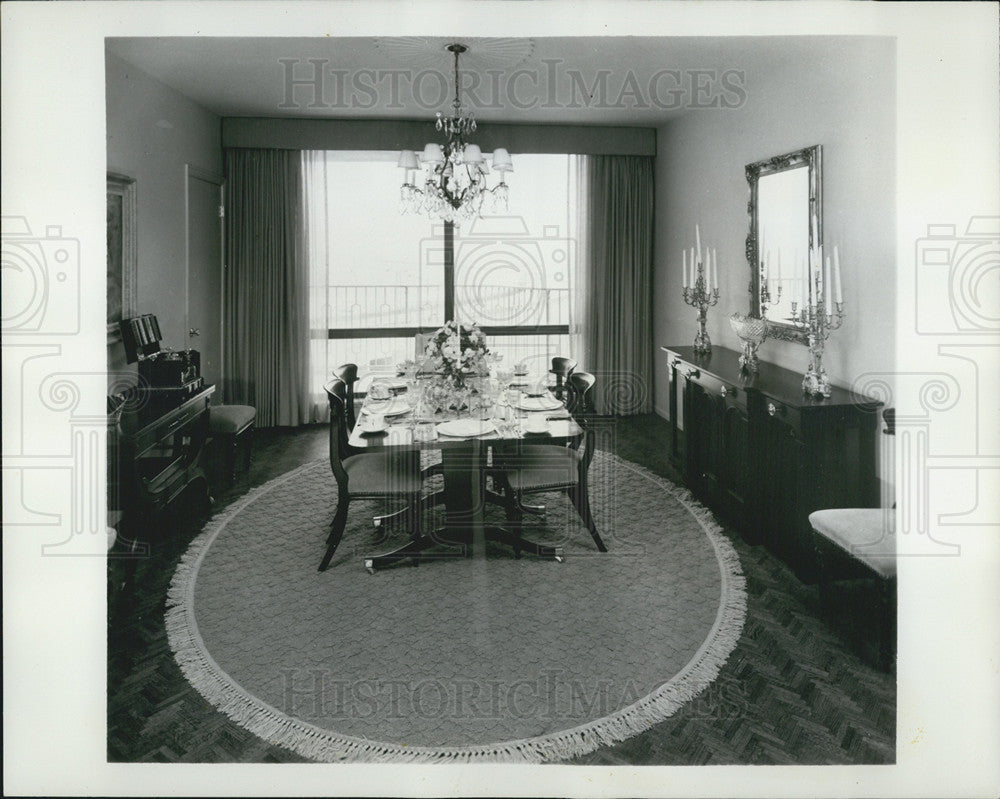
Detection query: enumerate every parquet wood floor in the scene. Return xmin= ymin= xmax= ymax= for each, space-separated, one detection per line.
xmin=107 ymin=414 xmax=895 ymax=764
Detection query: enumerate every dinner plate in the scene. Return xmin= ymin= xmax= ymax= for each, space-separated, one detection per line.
xmin=364 ymin=397 xmax=410 ymax=417
xmin=436 ymin=419 xmax=495 ymax=438
xmin=513 ymin=394 xmax=563 ymax=412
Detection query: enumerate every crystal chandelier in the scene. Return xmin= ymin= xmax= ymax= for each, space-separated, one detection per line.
xmin=397 ymin=43 xmax=513 ymax=224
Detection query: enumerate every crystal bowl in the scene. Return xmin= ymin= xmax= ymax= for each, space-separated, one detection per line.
xmin=729 ymin=312 xmax=768 ymax=345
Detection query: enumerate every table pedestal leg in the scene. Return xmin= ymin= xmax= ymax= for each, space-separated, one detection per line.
xmin=441 ymin=442 xmax=486 ymax=558
xmin=365 ymin=440 xmax=564 ymax=570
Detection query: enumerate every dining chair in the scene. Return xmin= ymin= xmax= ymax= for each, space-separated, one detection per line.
xmin=503 ymin=370 xmax=596 ymax=519
xmin=549 ymin=356 xmax=577 ymax=401
xmin=497 ymin=414 xmax=607 ymax=555
xmin=319 ymin=379 xmax=424 ymax=572
xmin=332 ymin=363 xmax=359 ymax=431
xmin=564 ymin=370 xmax=596 ymax=416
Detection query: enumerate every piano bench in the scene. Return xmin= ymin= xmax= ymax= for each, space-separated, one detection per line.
xmin=209 ymin=405 xmax=256 ymax=485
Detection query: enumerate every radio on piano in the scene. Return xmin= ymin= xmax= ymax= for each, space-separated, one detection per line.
xmin=120 ymin=314 xmax=204 ymax=397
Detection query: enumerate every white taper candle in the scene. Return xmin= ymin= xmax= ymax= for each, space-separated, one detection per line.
xmin=803 ymin=254 xmax=809 ymax=309
xmin=833 ymin=246 xmax=843 ymax=303
xmin=824 ymin=255 xmax=832 ymax=314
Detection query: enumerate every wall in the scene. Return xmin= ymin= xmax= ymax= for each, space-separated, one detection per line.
xmin=105 ymin=51 xmax=222 ymax=375
xmin=652 ymin=38 xmax=896 ymax=419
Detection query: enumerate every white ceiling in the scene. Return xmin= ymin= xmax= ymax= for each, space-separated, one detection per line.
xmin=105 ymin=35 xmax=835 ymax=125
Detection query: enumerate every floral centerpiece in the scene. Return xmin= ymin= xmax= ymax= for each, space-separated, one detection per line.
xmin=423 ymin=320 xmax=493 ymax=388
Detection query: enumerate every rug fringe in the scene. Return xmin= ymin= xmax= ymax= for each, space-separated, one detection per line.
xmin=165 ymin=453 xmax=747 ymax=764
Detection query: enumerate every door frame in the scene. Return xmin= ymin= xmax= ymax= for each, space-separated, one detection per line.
xmin=184 ymin=164 xmax=225 ymax=400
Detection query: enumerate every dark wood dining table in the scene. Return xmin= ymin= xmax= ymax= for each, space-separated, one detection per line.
xmin=347 ymin=386 xmax=582 ymax=571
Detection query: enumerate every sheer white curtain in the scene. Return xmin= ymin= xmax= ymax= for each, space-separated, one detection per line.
xmin=569 ymin=154 xmax=589 ymax=366
xmin=302 ymin=150 xmax=333 ymax=422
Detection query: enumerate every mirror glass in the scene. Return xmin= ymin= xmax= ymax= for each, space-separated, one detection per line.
xmin=745 ymin=145 xmax=822 ymax=344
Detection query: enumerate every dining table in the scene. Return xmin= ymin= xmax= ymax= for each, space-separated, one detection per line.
xmin=347 ymin=377 xmax=583 ymax=571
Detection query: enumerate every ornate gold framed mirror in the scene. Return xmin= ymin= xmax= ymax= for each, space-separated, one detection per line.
xmin=745 ymin=144 xmax=822 ymax=344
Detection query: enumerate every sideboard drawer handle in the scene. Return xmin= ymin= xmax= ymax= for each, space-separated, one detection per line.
xmin=685 ymin=368 xmax=701 ymax=380
xmin=767 ymin=402 xmax=777 ymax=417
xmin=720 ymin=386 xmax=728 ymax=397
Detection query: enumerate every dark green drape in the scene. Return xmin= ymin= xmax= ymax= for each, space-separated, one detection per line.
xmin=223 ymin=148 xmax=310 ymax=427
xmin=583 ymin=155 xmax=655 ymax=415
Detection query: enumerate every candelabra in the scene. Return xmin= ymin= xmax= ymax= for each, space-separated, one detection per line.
xmin=758 ymin=259 xmax=783 ymax=314
xmin=683 ymin=254 xmax=720 ymax=355
xmin=791 ymin=272 xmax=844 ymax=397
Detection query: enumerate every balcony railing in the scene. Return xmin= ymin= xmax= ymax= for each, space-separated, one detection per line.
xmin=310 ymin=284 xmax=570 ymax=332
xmin=309 ymin=284 xmax=574 ymax=388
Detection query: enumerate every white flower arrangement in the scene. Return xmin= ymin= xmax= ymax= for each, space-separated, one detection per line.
xmin=424 ymin=320 xmax=493 ymax=387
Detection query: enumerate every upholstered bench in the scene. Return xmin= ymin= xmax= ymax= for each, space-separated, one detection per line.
xmin=809 ymin=508 xmax=896 ymax=671
xmin=208 ymin=405 xmax=256 ymax=485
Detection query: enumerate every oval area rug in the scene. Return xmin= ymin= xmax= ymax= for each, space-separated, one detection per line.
xmin=166 ymin=451 xmax=745 ymax=763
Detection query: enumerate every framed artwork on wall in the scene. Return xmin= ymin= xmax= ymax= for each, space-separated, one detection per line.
xmin=107 ymin=172 xmax=137 ymax=341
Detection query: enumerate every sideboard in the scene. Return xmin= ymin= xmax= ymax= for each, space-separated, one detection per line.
xmin=661 ymin=345 xmax=882 ymax=582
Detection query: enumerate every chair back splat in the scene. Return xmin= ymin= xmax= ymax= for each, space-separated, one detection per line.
xmin=324 ymin=379 xmax=353 ymax=484
xmin=550 ymin=356 xmax=577 ymax=401
xmin=566 ymin=370 xmax=596 ymax=416
xmin=332 ymin=363 xmax=360 ymax=430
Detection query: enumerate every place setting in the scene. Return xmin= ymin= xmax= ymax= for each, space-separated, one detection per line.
xmin=357 ymin=389 xmax=414 ymax=436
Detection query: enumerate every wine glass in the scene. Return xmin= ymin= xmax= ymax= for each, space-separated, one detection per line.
xmin=402 ymin=378 xmax=423 ymax=433
xmin=496 ymin=367 xmax=514 ymax=393
xmin=476 ymin=392 xmax=494 ymax=422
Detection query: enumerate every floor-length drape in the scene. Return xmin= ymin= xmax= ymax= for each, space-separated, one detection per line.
xmin=581 ymin=155 xmax=655 ymax=415
xmin=223 ymin=148 xmax=310 ymax=427
xmin=301 ymin=150 xmax=332 ymax=423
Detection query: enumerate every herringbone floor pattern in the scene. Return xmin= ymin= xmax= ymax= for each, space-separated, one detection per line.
xmin=108 ymin=415 xmax=895 ymax=764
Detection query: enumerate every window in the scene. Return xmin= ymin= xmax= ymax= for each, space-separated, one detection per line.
xmin=304 ymin=151 xmax=580 ymax=394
